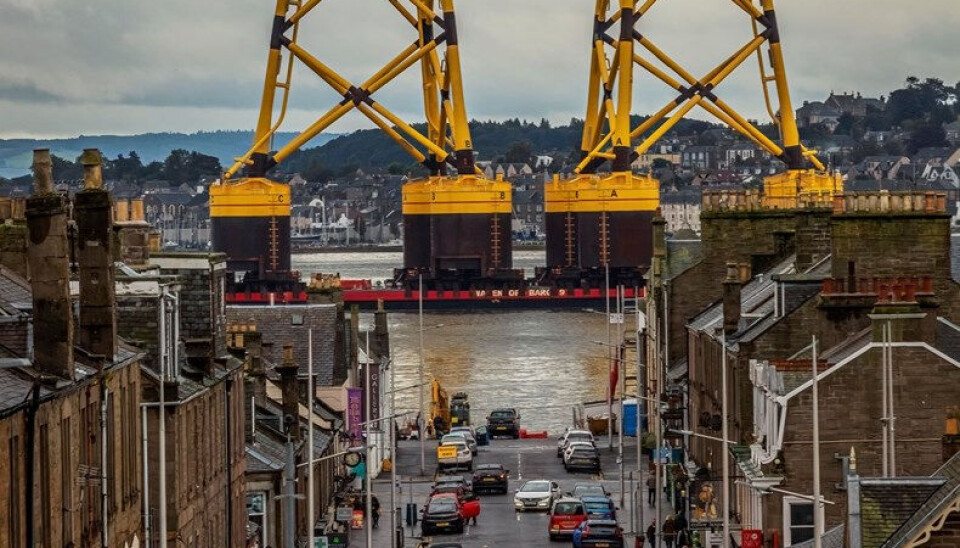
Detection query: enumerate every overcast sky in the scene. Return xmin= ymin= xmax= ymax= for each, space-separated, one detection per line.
xmin=0 ymin=0 xmax=957 ymax=140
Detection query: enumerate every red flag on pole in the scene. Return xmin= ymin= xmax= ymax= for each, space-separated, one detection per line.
xmin=609 ymin=347 xmax=620 ymax=394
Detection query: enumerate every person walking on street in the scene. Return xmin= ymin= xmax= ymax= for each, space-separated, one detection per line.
xmin=663 ymin=515 xmax=677 ymax=548
xmin=674 ymin=512 xmax=688 ymax=534
xmin=647 ymin=475 xmax=656 ymax=507
xmin=371 ymin=495 xmax=381 ymax=528
xmin=646 ymin=519 xmax=657 ymax=548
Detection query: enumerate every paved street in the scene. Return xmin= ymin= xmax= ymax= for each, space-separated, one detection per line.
xmin=348 ymin=437 xmax=676 ymax=547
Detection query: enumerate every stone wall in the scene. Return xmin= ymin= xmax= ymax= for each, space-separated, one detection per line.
xmin=668 ymin=209 xmax=797 ymax=364
xmin=117 ymin=292 xmax=161 ymax=369
xmin=151 ymin=253 xmax=229 ymax=360
xmin=144 ymin=367 xmax=247 ymax=546
xmin=0 ymin=356 xmax=142 ymax=548
xmin=770 ymin=345 xmax=960 ymax=531
xmin=0 ymin=223 xmax=28 ymax=279
xmin=829 ymin=192 xmax=959 ymax=323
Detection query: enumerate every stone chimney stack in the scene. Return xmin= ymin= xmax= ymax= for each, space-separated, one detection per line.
xmin=75 ymin=149 xmax=117 ymax=360
xmin=25 ymin=149 xmax=74 ymax=379
xmin=276 ymin=343 xmax=301 ymax=440
xmin=244 ymin=330 xmax=266 ymax=403
xmin=722 ymin=262 xmax=742 ymax=335
xmin=242 ymin=329 xmax=265 ymax=444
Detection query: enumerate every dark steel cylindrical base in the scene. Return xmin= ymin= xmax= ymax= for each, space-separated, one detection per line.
xmin=212 ymin=215 xmax=291 ymax=274
xmin=545 ymin=210 xmax=654 ymax=271
xmin=403 ymin=212 xmax=513 ymax=274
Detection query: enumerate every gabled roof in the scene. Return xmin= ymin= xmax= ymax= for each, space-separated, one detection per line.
xmin=860 ymin=478 xmax=945 ymax=548
xmin=881 ymin=452 xmax=960 ymax=547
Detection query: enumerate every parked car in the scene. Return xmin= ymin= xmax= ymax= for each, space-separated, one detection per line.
xmin=437 ymin=439 xmax=473 ymax=472
xmin=434 ymin=475 xmax=471 ymax=492
xmin=421 ymin=494 xmax=465 ymax=535
xmin=548 ymin=497 xmax=587 ymax=540
xmin=563 ymin=441 xmax=598 ymax=461
xmin=487 ymin=408 xmax=521 ymax=438
xmin=565 ymin=446 xmax=602 ymax=473
xmin=557 ymin=429 xmax=595 ymax=457
xmin=442 ymin=432 xmax=477 ymax=456
xmin=471 ymin=463 xmax=509 ymax=494
xmin=513 ymin=479 xmax=561 ymax=512
xmin=572 ymin=518 xmax=624 ymax=547
xmin=571 ymin=482 xmax=609 ymax=498
xmin=580 ymin=496 xmax=617 ymax=520
xmin=474 ymin=425 xmax=490 ymax=445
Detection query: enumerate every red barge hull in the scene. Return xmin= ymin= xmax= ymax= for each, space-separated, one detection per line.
xmin=226 ymin=285 xmax=644 ymax=311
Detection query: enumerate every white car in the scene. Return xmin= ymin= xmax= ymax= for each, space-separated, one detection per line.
xmin=557 ymin=430 xmax=595 ymax=457
xmin=442 ymin=431 xmax=477 ymax=455
xmin=514 ymin=480 xmax=561 ymax=512
xmin=437 ymin=439 xmax=473 ymax=472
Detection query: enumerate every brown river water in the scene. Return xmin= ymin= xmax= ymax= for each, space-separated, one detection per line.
xmin=293 ymin=250 xmax=614 ymax=433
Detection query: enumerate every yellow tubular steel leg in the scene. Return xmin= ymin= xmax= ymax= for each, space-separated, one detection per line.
xmin=439 ymin=0 xmax=476 ymax=173
xmin=611 ymin=0 xmax=636 ymax=172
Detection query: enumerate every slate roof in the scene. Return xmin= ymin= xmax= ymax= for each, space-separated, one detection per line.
xmin=859 ymin=478 xmax=944 ymax=548
xmin=0 ymin=266 xmax=31 ymax=308
xmin=0 ymin=368 xmax=53 ymax=414
xmin=246 ymin=431 xmax=287 ymax=473
xmin=882 ymin=452 xmax=960 ymax=547
xmin=790 ymin=524 xmax=845 ymax=548
xmin=688 ymin=255 xmax=798 ymax=334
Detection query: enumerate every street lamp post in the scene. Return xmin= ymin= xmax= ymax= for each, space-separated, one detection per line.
xmin=365 ymin=333 xmax=373 ymax=548
xmin=418 ymin=274 xmax=425 ymax=476
xmin=721 ymin=331 xmax=730 ymax=548
xmin=636 ymin=303 xmax=647 ymax=538
xmin=605 ymin=263 xmax=613 ymax=450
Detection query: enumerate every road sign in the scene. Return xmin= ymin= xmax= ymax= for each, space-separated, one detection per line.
xmin=336 ymin=506 xmax=354 ymax=522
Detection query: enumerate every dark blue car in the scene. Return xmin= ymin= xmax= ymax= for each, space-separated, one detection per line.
xmin=580 ymin=496 xmax=617 ymax=520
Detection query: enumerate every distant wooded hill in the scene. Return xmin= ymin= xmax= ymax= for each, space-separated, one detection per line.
xmin=0 ymin=130 xmax=338 ymax=178
xmin=280 ymin=117 xmax=721 ymax=179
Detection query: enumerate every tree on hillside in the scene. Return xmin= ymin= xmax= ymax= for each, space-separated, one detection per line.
xmin=886 ymin=77 xmax=958 ymax=127
xmin=162 ymin=149 xmax=222 ymax=185
xmin=909 ymin=124 xmax=949 ymax=153
xmin=51 ymin=155 xmax=83 ymax=181
xmin=651 ymin=158 xmax=673 ymax=169
xmin=504 ymin=141 xmax=533 ymax=164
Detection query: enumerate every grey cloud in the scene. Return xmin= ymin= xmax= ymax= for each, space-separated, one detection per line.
xmin=0 ymin=0 xmax=957 ymax=137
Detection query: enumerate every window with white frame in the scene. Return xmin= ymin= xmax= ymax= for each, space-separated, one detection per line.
xmin=247 ymin=491 xmax=268 ymax=548
xmin=783 ymin=496 xmax=821 ymax=545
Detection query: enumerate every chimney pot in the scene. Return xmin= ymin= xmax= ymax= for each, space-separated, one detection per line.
xmin=81 ymin=149 xmax=104 ymax=190
xmin=32 ymin=149 xmax=54 ymax=194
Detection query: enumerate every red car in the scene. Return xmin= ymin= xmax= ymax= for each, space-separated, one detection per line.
xmin=548 ymin=497 xmax=587 ymax=540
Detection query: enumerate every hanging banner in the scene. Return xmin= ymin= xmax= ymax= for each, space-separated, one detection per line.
xmin=346 ymin=387 xmax=363 ymax=440
xmin=368 ymin=361 xmax=381 ymax=429
xmin=690 ymin=479 xmax=723 ymax=528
